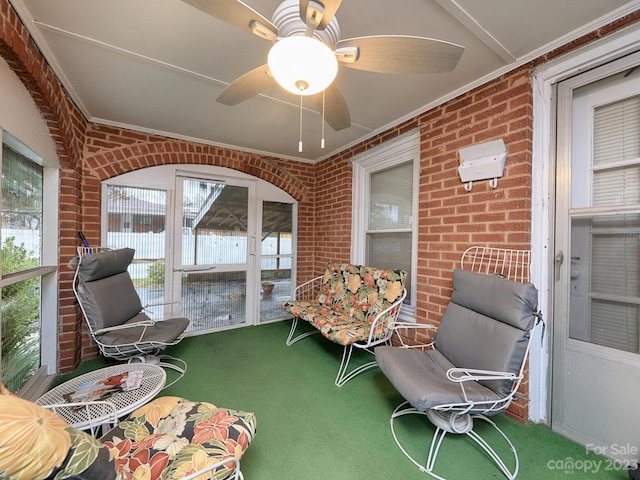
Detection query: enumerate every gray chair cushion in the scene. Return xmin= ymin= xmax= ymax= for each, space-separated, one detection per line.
xmin=375 ymin=268 xmax=539 ymax=412
xmin=78 ymin=272 xmax=144 ymax=330
xmin=436 ymin=269 xmax=538 ymax=397
xmin=449 ymin=268 xmax=538 ymax=331
xmin=375 ymin=346 xmax=502 ymax=411
xmin=98 ymin=314 xmax=190 ymax=356
xmin=77 ymin=248 xmax=135 ymax=282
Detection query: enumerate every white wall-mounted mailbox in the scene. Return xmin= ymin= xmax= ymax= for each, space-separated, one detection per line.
xmin=458 ymin=138 xmax=506 ymax=191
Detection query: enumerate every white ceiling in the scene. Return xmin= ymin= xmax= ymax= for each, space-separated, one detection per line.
xmin=9 ymin=0 xmax=640 ymax=162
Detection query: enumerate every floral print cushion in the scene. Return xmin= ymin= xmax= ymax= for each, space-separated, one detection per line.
xmin=283 ymin=263 xmax=406 ymax=345
xmin=0 ymin=382 xmax=116 ymax=480
xmin=101 ymin=396 xmax=256 ymax=480
xmin=319 ymin=318 xmax=376 ymax=345
xmin=282 ymin=301 xmax=337 ymax=325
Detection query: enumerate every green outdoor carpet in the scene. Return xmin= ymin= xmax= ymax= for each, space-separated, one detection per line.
xmin=61 ymin=321 xmax=629 ymax=479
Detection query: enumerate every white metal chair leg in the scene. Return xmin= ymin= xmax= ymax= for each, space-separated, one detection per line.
xmin=425 ymin=427 xmax=448 ymax=477
xmin=334 ymin=345 xmax=378 ymax=387
xmin=389 ymin=402 xmax=519 ymax=479
xmin=128 ymin=354 xmax=187 ymax=389
xmin=466 ymin=415 xmax=519 ymax=480
xmin=285 ymin=317 xmax=320 ymax=346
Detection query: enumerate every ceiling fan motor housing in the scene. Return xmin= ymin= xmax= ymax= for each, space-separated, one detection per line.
xmin=271 ymin=0 xmax=340 ymax=48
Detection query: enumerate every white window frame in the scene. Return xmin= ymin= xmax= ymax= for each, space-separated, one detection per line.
xmin=0 ymin=130 xmax=58 ymax=398
xmin=351 ymin=129 xmax=419 ymax=319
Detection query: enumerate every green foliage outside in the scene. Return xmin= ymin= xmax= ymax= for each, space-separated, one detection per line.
xmin=148 ymin=262 xmax=165 ymax=286
xmin=131 ymin=262 xmax=165 ymax=288
xmin=1 ymin=237 xmax=40 ymax=392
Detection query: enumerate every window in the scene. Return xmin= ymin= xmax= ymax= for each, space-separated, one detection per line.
xmin=352 ymin=130 xmax=419 ymax=316
xmin=1 ymin=132 xmax=57 ymax=394
xmin=569 ymin=93 xmax=640 ymax=352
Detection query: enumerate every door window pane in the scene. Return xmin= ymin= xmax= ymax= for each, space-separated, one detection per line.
xmin=569 ymin=214 xmax=640 ymax=353
xmin=593 ymin=95 xmax=640 ymax=167
xmin=181 ymin=179 xmax=249 ymax=333
xmin=182 ymin=271 xmax=246 ymax=330
xmin=183 ymin=181 xmax=248 ymax=266
xmin=592 ymin=95 xmax=640 ymax=207
xmin=260 ymin=201 xmax=293 ymax=322
xmin=569 ymin=93 xmax=640 ymax=354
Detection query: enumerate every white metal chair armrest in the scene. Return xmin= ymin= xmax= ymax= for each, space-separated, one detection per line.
xmin=447 ymin=368 xmax=520 ymax=383
xmin=144 ymin=300 xmax=183 ymax=309
xmin=293 ymin=274 xmax=323 ymax=301
xmin=143 ymin=300 xmax=185 ymax=319
xmin=93 ymin=320 xmax=155 ymax=335
xmin=366 ymin=289 xmax=408 ymax=345
xmin=391 ymin=321 xmax=437 ymax=350
xmin=445 ymin=368 xmax=522 ymax=412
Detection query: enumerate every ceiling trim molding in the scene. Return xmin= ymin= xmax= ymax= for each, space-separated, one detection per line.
xmin=8 ymin=0 xmax=91 ymax=118
xmin=434 ymin=0 xmax=516 ymax=63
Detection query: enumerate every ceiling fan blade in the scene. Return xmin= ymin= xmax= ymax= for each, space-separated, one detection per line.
xmin=216 ymin=65 xmax=276 ymax=106
xmin=312 ymin=82 xmax=350 ymax=131
xmin=182 ymin=0 xmax=277 ymax=38
xmin=299 ymin=0 xmax=342 ymax=30
xmin=336 ymin=35 xmax=464 ymax=74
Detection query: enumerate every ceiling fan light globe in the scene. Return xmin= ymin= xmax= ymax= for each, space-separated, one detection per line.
xmin=268 ymin=36 xmax=338 ymax=96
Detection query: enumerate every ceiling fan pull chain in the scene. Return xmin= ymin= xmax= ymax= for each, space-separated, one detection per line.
xmin=298 ymin=94 xmax=304 ymax=152
xmin=321 ymin=90 xmax=326 ymax=149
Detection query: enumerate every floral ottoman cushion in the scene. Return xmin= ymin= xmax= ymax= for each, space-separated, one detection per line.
xmin=101 ymin=396 xmax=256 ymax=480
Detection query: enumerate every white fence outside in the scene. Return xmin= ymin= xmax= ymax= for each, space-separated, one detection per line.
xmin=106 ymin=232 xmax=291 ymax=279
xmin=1 ymin=230 xmax=291 ymax=280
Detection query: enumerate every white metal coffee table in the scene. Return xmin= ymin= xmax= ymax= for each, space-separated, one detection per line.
xmin=36 ymin=363 xmax=166 ymax=431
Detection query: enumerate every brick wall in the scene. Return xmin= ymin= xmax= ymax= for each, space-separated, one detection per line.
xmin=308 ymin=68 xmax=534 ymax=421
xmin=2 ymin=0 xmax=640 ymax=422
xmin=0 ymin=0 xmax=89 ymax=372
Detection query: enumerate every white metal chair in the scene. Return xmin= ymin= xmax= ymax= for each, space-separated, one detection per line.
xmin=375 ymin=246 xmax=542 ymax=479
xmin=73 ymin=247 xmax=189 ymax=385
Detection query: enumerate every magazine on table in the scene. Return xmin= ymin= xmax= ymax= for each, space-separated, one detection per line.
xmin=63 ymin=370 xmax=143 ymax=404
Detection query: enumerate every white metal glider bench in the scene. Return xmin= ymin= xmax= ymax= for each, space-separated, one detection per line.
xmin=283 ymin=262 xmax=407 ymax=387
xmin=375 ymin=247 xmax=542 ymax=479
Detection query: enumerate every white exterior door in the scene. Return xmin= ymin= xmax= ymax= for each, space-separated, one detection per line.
xmin=552 ymin=52 xmax=640 ymax=467
xmin=174 ymin=173 xmax=257 ymax=334
xmin=103 ymin=165 xmax=297 ymax=333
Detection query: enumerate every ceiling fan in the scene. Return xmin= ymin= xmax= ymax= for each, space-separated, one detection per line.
xmin=182 ymin=0 xmax=464 ymax=132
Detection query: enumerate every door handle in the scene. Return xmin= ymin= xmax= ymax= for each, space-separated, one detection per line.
xmin=555 ymin=251 xmax=564 ymax=281
xmin=175 ymin=266 xmax=217 ymax=273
